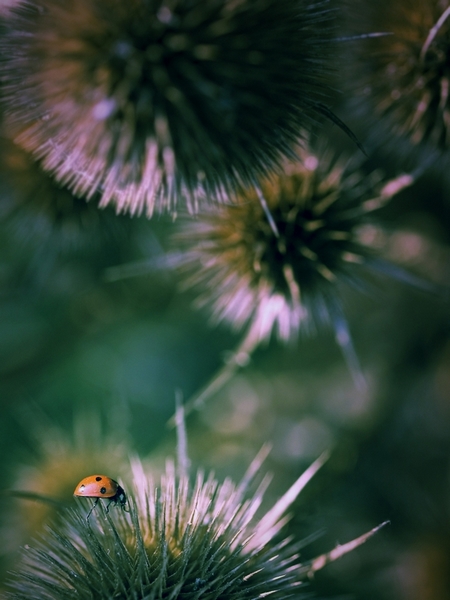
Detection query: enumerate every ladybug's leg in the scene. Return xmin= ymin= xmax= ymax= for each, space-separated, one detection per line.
xmin=106 ymin=498 xmax=116 ymax=514
xmin=86 ymin=497 xmax=99 ymax=520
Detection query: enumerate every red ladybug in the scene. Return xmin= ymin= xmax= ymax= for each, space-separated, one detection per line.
xmin=73 ymin=475 xmax=128 ymax=518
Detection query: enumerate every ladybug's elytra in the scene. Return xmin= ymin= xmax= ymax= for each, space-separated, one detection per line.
xmin=74 ymin=475 xmax=128 ymax=519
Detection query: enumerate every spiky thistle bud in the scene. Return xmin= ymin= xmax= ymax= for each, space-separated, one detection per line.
xmin=348 ymin=0 xmax=450 ymax=152
xmin=5 ymin=451 xmax=385 ymax=599
xmin=0 ymin=0 xmax=347 ymax=216
xmin=172 ymin=140 xmax=415 ymax=395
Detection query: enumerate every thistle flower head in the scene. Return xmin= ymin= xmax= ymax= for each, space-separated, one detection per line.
xmin=1 ymin=0 xmax=342 ymax=216
xmin=174 ymin=143 xmax=384 ymax=347
xmin=5 ymin=451 xmax=383 ymax=599
xmin=351 ymin=0 xmax=450 ymax=150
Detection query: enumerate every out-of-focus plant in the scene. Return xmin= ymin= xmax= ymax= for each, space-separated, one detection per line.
xmin=0 ymin=134 xmax=126 ymax=258
xmin=0 ymin=0 xmax=355 ymax=216
xmin=345 ymin=0 xmax=450 ymax=158
xmin=170 ymin=138 xmax=424 ymax=417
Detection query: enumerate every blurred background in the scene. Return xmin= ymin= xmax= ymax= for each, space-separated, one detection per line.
xmin=1 ymin=0 xmax=450 ymax=598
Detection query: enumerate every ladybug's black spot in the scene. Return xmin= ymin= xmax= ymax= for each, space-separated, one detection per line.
xmin=100 ymin=487 xmax=107 ymax=494
xmin=95 ymin=476 xmax=102 ymax=481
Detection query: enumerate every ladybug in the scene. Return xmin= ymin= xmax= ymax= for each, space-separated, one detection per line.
xmin=73 ymin=475 xmax=128 ymax=519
